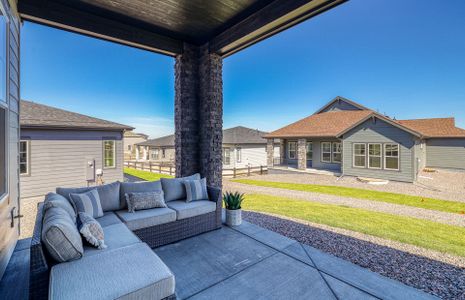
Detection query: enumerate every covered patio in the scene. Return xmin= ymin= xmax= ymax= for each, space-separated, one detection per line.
xmin=0 ymin=0 xmax=441 ymax=299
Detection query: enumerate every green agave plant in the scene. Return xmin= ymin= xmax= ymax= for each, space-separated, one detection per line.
xmin=223 ymin=191 xmax=245 ymax=210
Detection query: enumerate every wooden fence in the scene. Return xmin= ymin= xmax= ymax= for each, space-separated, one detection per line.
xmin=124 ymin=161 xmax=267 ymax=178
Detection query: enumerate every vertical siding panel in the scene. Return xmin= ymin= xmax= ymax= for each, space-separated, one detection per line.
xmin=426 ymin=139 xmax=465 ymax=169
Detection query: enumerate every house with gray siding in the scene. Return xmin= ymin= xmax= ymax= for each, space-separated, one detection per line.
xmin=136 ymin=126 xmax=280 ymax=168
xmin=19 ymin=100 xmax=133 ymax=199
xmin=266 ymin=96 xmax=465 ymax=182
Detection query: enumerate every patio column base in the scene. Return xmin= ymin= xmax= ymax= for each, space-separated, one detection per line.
xmin=267 ymin=139 xmax=274 ymax=168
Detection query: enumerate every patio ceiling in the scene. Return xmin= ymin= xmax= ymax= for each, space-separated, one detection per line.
xmin=17 ymin=0 xmax=347 ymax=57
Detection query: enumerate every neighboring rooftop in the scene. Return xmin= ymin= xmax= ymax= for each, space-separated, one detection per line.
xmin=397 ymin=118 xmax=465 ymax=138
xmin=138 ymin=126 xmax=268 ymax=147
xmin=20 ymin=100 xmax=133 ymax=131
xmin=124 ymin=131 xmax=149 ymax=139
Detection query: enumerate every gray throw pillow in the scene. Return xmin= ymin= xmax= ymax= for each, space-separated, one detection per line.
xmin=69 ymin=189 xmax=104 ymax=218
xmin=56 ymin=181 xmax=121 ymax=212
xmin=78 ymin=212 xmax=107 ymax=250
xmin=183 ymin=178 xmax=209 ymax=202
xmin=120 ymin=180 xmax=162 ymax=209
xmin=161 ymin=173 xmax=201 ymax=202
xmin=125 ymin=191 xmax=167 ymax=213
xmin=41 ymin=206 xmax=84 ymax=262
xmin=43 ymin=192 xmax=76 ymax=223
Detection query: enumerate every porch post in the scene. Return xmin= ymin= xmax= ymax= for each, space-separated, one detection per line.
xmin=279 ymin=139 xmax=285 ymax=165
xmin=297 ymin=138 xmax=306 ymax=170
xmin=266 ymin=139 xmax=274 ymax=168
xmin=175 ymin=43 xmax=223 ymax=188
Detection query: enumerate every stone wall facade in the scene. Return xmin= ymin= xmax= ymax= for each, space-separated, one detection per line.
xmin=297 ymin=138 xmax=307 ymax=170
xmin=174 ymin=43 xmax=223 ymax=188
xmin=266 ymin=139 xmax=274 ymax=168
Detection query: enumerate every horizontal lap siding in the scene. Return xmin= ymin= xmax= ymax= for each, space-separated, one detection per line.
xmin=20 ymin=135 xmax=124 ymax=199
xmin=282 ymin=138 xmax=341 ymax=171
xmin=342 ymin=119 xmax=415 ymax=182
xmin=426 ymin=139 xmax=465 ymax=169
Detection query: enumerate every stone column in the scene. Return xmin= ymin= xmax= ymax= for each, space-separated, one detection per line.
xmin=175 ymin=43 xmax=223 ymax=188
xmin=135 ymin=146 xmax=140 ymax=160
xmin=266 ymin=139 xmax=274 ymax=168
xmin=297 ymin=138 xmax=307 ymax=170
xmin=279 ymin=139 xmax=285 ymax=165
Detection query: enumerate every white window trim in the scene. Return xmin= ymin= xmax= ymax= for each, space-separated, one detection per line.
xmin=353 ymin=143 xmax=366 ymax=168
xmin=384 ymin=143 xmax=400 ymax=171
xmin=321 ymin=142 xmax=332 ymax=163
xmin=223 ymin=147 xmax=231 ymax=165
xmin=103 ymin=140 xmax=116 ymax=169
xmin=368 ymin=143 xmax=382 ymax=169
xmin=331 ymin=142 xmax=342 ymax=164
xmin=288 ymin=141 xmax=297 ymax=159
xmin=19 ymin=140 xmax=30 ymax=176
xmin=236 ymin=147 xmax=241 ymax=163
xmin=0 ymin=8 xmax=10 ymax=204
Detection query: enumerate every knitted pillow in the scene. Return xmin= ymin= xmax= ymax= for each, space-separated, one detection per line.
xmin=78 ymin=212 xmax=106 ymax=250
xmin=183 ymin=178 xmax=208 ymax=202
xmin=125 ymin=191 xmax=167 ymax=213
xmin=69 ymin=189 xmax=103 ymax=218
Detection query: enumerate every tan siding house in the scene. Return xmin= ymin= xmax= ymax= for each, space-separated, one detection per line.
xmin=19 ymin=100 xmax=133 ymax=199
xmin=124 ymin=131 xmax=148 ymax=160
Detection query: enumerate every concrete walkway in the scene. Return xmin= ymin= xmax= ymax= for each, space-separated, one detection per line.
xmin=224 ymin=180 xmax=465 ymax=227
xmin=155 ymin=222 xmax=437 ymax=300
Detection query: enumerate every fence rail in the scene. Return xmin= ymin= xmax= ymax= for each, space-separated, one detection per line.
xmin=124 ymin=161 xmax=267 ymax=178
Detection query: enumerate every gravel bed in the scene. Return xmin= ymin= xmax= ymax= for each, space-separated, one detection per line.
xmin=243 ymin=211 xmax=465 ymax=300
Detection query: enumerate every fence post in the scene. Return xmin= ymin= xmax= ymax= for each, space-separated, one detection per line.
xmin=260 ymin=165 xmax=263 ymax=175
xmin=233 ymin=167 xmax=236 ymax=178
xmin=169 ymin=166 xmax=172 ymax=176
xmin=159 ymin=165 xmax=162 ymax=174
xmin=248 ymin=165 xmax=251 ymax=176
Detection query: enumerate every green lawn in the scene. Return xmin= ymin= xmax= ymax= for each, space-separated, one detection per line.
xmin=244 ymin=194 xmax=465 ymax=257
xmin=124 ymin=168 xmax=173 ymax=181
xmin=233 ymin=179 xmax=465 ymax=214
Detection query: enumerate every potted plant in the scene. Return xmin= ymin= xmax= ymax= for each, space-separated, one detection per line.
xmin=223 ymin=191 xmax=244 ymax=226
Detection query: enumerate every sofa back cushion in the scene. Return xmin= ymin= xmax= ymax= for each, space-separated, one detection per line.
xmin=41 ymin=206 xmax=84 ymax=263
xmin=161 ymin=173 xmax=201 ymax=202
xmin=120 ymin=180 xmax=162 ymax=209
xmin=69 ymin=189 xmax=104 ymax=218
xmin=183 ymin=178 xmax=209 ymax=202
xmin=43 ymin=192 xmax=76 ymax=223
xmin=56 ymin=181 xmax=121 ymax=212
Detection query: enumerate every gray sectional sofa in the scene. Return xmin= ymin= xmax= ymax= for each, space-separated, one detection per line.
xmin=29 ymin=176 xmax=222 ymax=300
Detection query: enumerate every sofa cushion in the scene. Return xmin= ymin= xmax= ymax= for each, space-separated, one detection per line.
xmin=41 ymin=207 xmax=84 ymax=263
xmin=125 ymin=191 xmax=167 ymax=213
xmin=83 ymin=223 xmax=140 ymax=257
xmin=43 ymin=192 xmax=76 ymax=223
xmin=115 ymin=208 xmax=176 ymax=231
xmin=95 ymin=212 xmax=122 ymax=227
xmin=69 ymin=189 xmax=104 ymax=218
xmin=184 ymin=178 xmax=208 ymax=202
xmin=78 ymin=212 xmax=106 ymax=250
xmin=120 ymin=180 xmax=163 ymax=209
xmin=161 ymin=173 xmax=201 ymax=202
xmin=56 ymin=181 xmax=121 ymax=212
xmin=167 ymin=200 xmax=216 ymax=220
xmin=49 ymin=243 xmax=175 ymax=300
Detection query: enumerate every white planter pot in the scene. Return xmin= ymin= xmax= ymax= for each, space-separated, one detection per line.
xmin=225 ymin=209 xmax=242 ymax=226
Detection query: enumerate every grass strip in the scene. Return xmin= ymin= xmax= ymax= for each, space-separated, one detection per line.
xmin=124 ymin=167 xmax=173 ymax=181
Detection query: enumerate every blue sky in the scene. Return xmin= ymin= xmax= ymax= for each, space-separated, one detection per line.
xmin=21 ymin=0 xmax=465 ymax=138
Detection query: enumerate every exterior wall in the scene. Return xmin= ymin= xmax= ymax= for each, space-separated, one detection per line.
xmin=223 ymin=144 xmax=275 ymax=168
xmin=319 ymin=101 xmax=362 ymax=113
xmin=148 ymin=146 xmax=175 ymax=163
xmin=124 ymin=135 xmax=147 ymax=160
xmin=282 ymin=138 xmax=342 ymax=171
xmin=414 ymin=139 xmax=426 ymax=179
xmin=342 ymin=118 xmax=416 ymax=182
xmin=0 ymin=4 xmax=20 ymax=279
xmin=426 ymin=138 xmax=465 ymax=170
xmin=20 ymin=129 xmax=124 ymax=199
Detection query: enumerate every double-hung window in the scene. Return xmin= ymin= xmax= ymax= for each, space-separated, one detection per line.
xmin=0 ymin=8 xmax=7 ymax=200
xmin=0 ymin=108 xmax=6 ymax=199
xmin=384 ymin=144 xmax=400 ymax=170
xmin=223 ymin=148 xmax=231 ymax=165
xmin=353 ymin=143 xmax=366 ymax=168
xmin=20 ymin=141 xmax=29 ymax=175
xmin=368 ymin=143 xmax=382 ymax=169
xmin=306 ymin=142 xmax=313 ymax=160
xmin=321 ymin=142 xmax=331 ymax=163
xmin=332 ymin=142 xmax=342 ymax=163
xmin=103 ymin=140 xmax=116 ymax=168
xmin=236 ymin=147 xmax=241 ymax=163
xmin=288 ymin=141 xmax=297 ymax=159
xmin=152 ymin=149 xmax=159 ymax=160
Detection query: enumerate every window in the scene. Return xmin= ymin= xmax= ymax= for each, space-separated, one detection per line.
xmin=151 ymin=149 xmax=159 ymax=160
xmin=162 ymin=149 xmax=166 ymax=159
xmin=306 ymin=142 xmax=313 ymax=160
xmin=127 ymin=145 xmax=132 ymax=151
xmin=384 ymin=144 xmax=400 ymax=170
xmin=332 ymin=142 xmax=342 ymax=163
xmin=288 ymin=141 xmax=297 ymax=159
xmin=223 ymin=148 xmax=231 ymax=165
xmin=368 ymin=143 xmax=382 ymax=169
xmin=103 ymin=140 xmax=116 ymax=168
xmin=20 ymin=141 xmax=29 ymax=175
xmin=236 ymin=147 xmax=241 ymax=163
xmin=0 ymin=108 xmax=6 ymax=199
xmin=353 ymin=143 xmax=366 ymax=168
xmin=321 ymin=142 xmax=331 ymax=163
xmin=0 ymin=9 xmax=6 ymax=105
xmin=0 ymin=10 xmax=7 ymax=199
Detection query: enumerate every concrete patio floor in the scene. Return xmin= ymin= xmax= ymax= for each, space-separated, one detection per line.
xmin=155 ymin=221 xmax=437 ymax=300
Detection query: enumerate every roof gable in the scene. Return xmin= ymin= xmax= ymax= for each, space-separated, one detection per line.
xmin=314 ymin=96 xmax=370 ymax=114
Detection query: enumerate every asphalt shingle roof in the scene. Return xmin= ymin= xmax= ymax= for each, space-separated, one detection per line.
xmin=20 ymin=100 xmax=133 ymax=131
xmin=397 ymin=118 xmax=465 ymax=138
